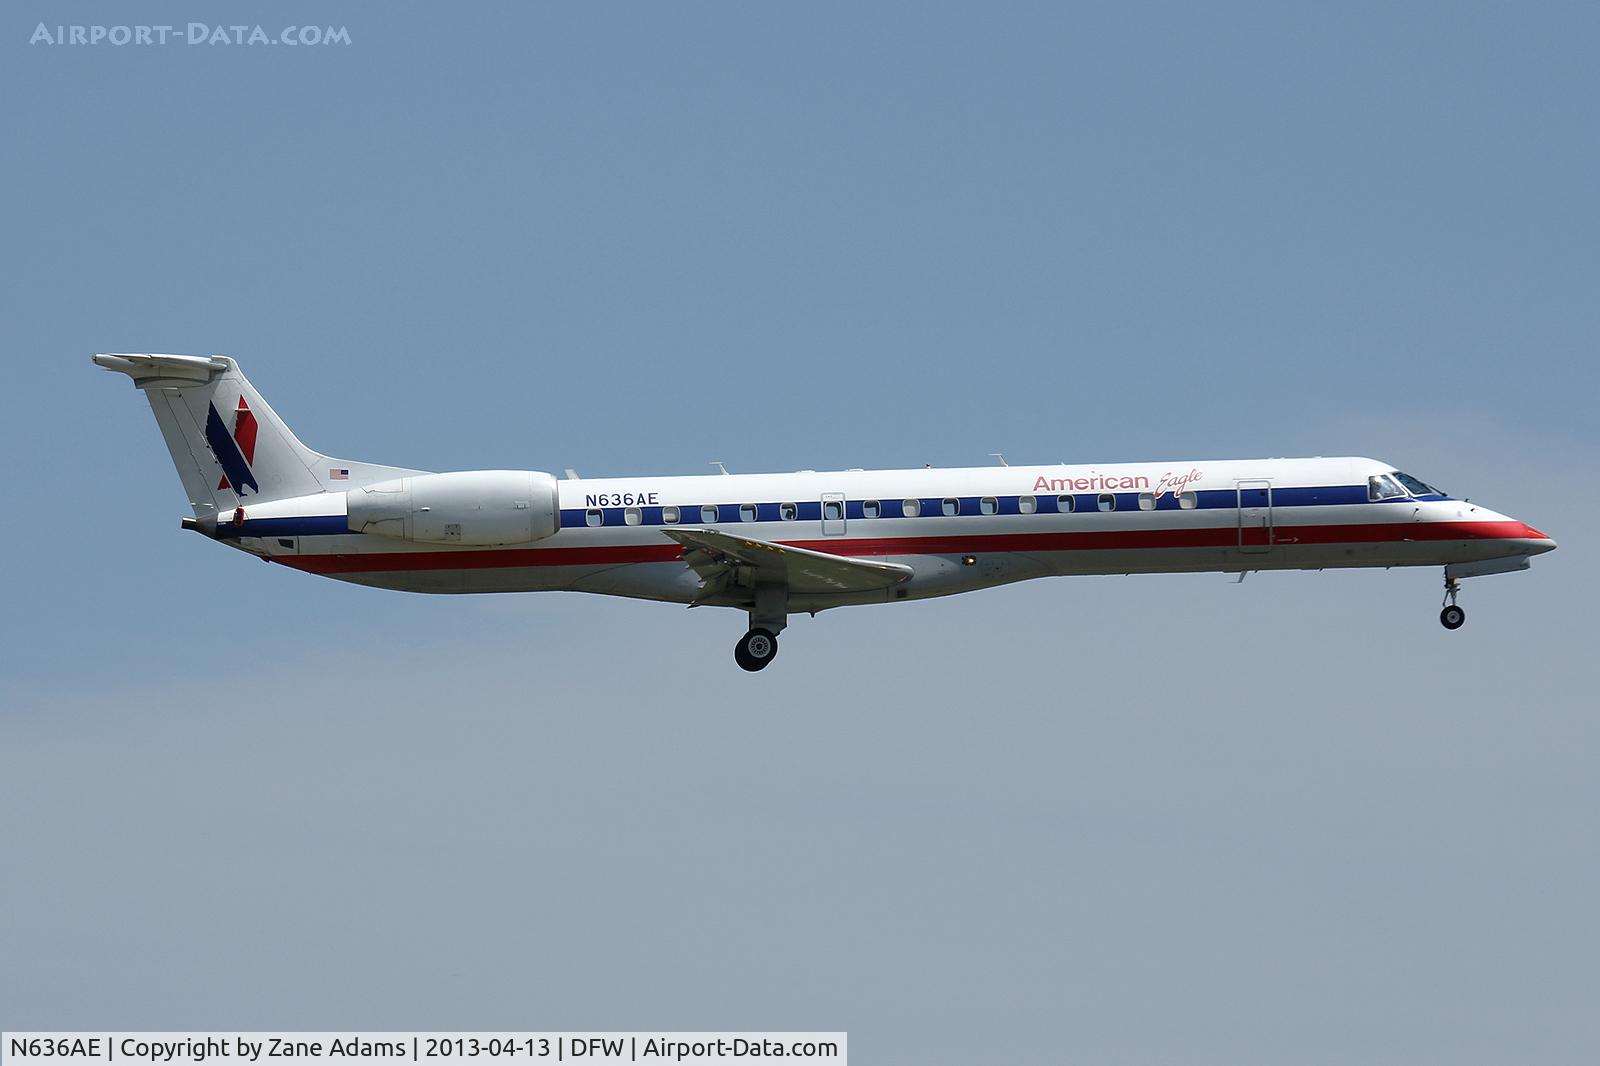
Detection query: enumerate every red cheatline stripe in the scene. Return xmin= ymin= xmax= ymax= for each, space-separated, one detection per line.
xmin=275 ymin=520 xmax=1547 ymax=576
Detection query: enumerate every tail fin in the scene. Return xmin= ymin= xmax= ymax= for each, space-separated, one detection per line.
xmin=94 ymin=353 xmax=418 ymax=517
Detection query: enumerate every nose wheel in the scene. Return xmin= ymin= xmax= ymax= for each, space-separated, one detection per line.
xmin=735 ymin=627 xmax=779 ymax=671
xmin=1440 ymin=576 xmax=1466 ymax=630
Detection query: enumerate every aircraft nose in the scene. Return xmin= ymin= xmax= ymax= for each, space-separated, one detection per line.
xmin=1519 ymin=523 xmax=1557 ymax=554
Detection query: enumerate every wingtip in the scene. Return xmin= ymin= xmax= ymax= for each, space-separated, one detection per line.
xmin=93 ymin=353 xmax=138 ymax=374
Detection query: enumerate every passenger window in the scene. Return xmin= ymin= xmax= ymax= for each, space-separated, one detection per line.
xmin=624 ymin=507 xmax=642 ymax=526
xmin=701 ymin=504 xmax=719 ymax=523
xmin=585 ymin=508 xmax=603 ymax=527
xmin=1018 ymin=495 xmax=1037 ymax=515
xmin=980 ymin=496 xmax=998 ymax=515
xmin=863 ymin=499 xmax=881 ymax=518
xmin=1138 ymin=493 xmax=1155 ymax=511
xmin=779 ymin=502 xmax=798 ymax=522
xmin=740 ymin=503 xmax=757 ymax=522
xmin=1177 ymin=491 xmax=1197 ymax=510
xmin=942 ymin=497 xmax=960 ymax=517
xmin=824 ymin=500 xmax=844 ymax=521
xmin=1098 ymin=493 xmax=1116 ymax=512
xmin=903 ymin=498 xmax=921 ymax=517
xmin=1057 ymin=495 xmax=1075 ymax=513
xmin=662 ymin=505 xmax=680 ymax=524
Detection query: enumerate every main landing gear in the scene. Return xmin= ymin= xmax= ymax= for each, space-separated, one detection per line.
xmin=735 ymin=580 xmax=787 ymax=672
xmin=1440 ymin=575 xmax=1466 ymax=630
xmin=735 ymin=628 xmax=780 ymax=672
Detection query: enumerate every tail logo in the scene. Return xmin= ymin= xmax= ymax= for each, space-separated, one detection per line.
xmin=206 ymin=396 xmax=260 ymax=497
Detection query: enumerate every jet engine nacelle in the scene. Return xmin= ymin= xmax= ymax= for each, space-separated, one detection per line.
xmin=347 ymin=470 xmax=559 ymax=546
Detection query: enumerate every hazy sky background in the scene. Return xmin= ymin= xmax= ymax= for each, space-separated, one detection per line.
xmin=3 ymin=2 xmax=1597 ymax=1062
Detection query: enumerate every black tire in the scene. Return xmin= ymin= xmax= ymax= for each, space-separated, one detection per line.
xmin=735 ymin=628 xmax=779 ymax=671
xmin=1440 ymin=605 xmax=1466 ymax=630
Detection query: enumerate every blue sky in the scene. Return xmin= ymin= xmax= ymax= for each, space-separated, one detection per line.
xmin=3 ymin=3 xmax=1597 ymax=1062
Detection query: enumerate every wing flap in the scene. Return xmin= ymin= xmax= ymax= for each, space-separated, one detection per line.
xmin=663 ymin=528 xmax=912 ymax=595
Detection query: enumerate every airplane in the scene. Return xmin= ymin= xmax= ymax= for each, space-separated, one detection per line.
xmin=96 ymin=353 xmax=1557 ymax=671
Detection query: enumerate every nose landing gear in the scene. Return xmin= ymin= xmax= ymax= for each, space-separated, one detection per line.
xmin=1440 ymin=576 xmax=1466 ymax=630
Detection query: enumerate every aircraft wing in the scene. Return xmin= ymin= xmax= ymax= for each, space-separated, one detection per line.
xmin=662 ymin=528 xmax=913 ymax=597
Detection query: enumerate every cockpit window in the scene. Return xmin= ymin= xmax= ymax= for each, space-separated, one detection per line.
xmin=1392 ymin=471 xmax=1444 ymax=497
xmin=1368 ymin=474 xmax=1407 ymax=501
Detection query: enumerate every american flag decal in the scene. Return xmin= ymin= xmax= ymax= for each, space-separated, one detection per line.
xmin=330 ymin=468 xmax=349 ymax=480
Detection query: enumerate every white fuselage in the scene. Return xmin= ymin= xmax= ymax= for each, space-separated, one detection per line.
xmin=93 ymin=355 xmax=1556 ymax=667
xmin=240 ymin=456 xmax=1553 ymax=613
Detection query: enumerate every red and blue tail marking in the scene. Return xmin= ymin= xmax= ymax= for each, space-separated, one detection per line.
xmin=207 ymin=396 xmax=259 ymax=497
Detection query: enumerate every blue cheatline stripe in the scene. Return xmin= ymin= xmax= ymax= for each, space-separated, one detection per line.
xmin=558 ymin=484 xmax=1444 ymax=530
xmin=229 ymin=515 xmax=351 ymax=538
